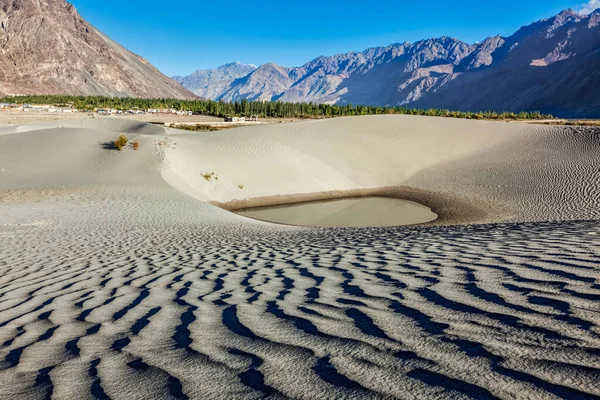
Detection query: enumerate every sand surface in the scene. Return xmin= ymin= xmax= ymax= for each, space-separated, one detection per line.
xmin=0 ymin=110 xmax=299 ymax=126
xmin=0 ymin=110 xmax=225 ymax=126
xmin=0 ymin=115 xmax=599 ymax=399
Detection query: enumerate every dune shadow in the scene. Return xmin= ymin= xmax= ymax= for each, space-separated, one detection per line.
xmin=228 ymin=349 xmax=280 ymax=396
xmin=312 ymin=356 xmax=368 ymax=392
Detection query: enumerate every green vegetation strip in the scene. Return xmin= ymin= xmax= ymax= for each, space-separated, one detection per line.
xmin=0 ymin=95 xmax=554 ymax=120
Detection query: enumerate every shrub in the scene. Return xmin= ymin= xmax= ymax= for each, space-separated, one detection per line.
xmin=238 ymin=184 xmax=244 ymax=189
xmin=202 ymin=172 xmax=218 ymax=181
xmin=176 ymin=124 xmax=241 ymax=132
xmin=131 ymin=140 xmax=140 ymax=150
xmin=113 ymin=134 xmax=128 ymax=151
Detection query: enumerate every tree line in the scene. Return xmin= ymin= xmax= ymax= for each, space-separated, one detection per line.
xmin=0 ymin=95 xmax=554 ymax=120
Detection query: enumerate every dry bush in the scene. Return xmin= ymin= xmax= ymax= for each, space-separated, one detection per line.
xmin=113 ymin=134 xmax=129 ymax=151
xmin=176 ymin=124 xmax=241 ymax=132
xmin=131 ymin=140 xmax=140 ymax=150
xmin=238 ymin=184 xmax=244 ymax=189
xmin=202 ymin=172 xmax=218 ymax=181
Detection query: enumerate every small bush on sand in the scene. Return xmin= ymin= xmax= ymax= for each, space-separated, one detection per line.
xmin=202 ymin=172 xmax=218 ymax=181
xmin=131 ymin=140 xmax=140 ymax=150
xmin=238 ymin=184 xmax=244 ymax=189
xmin=176 ymin=124 xmax=241 ymax=132
xmin=113 ymin=134 xmax=129 ymax=151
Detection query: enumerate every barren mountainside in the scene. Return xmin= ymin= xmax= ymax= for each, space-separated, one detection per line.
xmin=172 ymin=62 xmax=257 ymax=99
xmin=177 ymin=9 xmax=600 ymax=117
xmin=0 ymin=0 xmax=195 ymax=98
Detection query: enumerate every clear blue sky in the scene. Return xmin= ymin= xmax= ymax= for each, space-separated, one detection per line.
xmin=69 ymin=0 xmax=592 ymax=76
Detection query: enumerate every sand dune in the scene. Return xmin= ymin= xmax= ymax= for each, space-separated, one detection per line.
xmin=0 ymin=116 xmax=599 ymax=399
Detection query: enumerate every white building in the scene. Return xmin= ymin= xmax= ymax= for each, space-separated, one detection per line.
xmin=225 ymin=117 xmax=246 ymax=123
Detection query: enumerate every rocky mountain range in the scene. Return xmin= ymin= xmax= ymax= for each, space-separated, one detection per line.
xmin=177 ymin=9 xmax=600 ymax=117
xmin=0 ymin=0 xmax=194 ymax=98
xmin=172 ymin=62 xmax=257 ymax=100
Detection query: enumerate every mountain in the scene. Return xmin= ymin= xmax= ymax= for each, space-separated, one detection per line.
xmin=0 ymin=0 xmax=194 ymax=98
xmin=409 ymin=9 xmax=600 ymax=117
xmin=173 ymin=62 xmax=257 ymax=99
xmin=177 ymin=9 xmax=600 ymax=117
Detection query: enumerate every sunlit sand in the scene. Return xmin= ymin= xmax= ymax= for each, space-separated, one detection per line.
xmin=1 ymin=115 xmax=599 ymax=399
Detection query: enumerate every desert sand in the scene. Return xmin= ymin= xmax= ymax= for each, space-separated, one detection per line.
xmin=0 ymin=110 xmax=224 ymax=126
xmin=0 ymin=115 xmax=599 ymax=399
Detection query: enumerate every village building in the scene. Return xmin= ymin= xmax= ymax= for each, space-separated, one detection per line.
xmin=22 ymin=104 xmax=51 ymax=112
xmin=225 ymin=116 xmax=246 ymax=123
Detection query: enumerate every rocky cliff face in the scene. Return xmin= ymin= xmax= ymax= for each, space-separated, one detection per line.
xmin=0 ymin=0 xmax=195 ymax=98
xmin=178 ymin=9 xmax=600 ymax=117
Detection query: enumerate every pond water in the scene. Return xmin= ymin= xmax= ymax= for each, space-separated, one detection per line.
xmin=235 ymin=196 xmax=438 ymax=228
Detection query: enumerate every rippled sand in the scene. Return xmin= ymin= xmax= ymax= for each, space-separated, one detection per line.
xmin=0 ymin=116 xmax=599 ymax=399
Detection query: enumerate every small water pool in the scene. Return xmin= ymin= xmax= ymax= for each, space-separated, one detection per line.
xmin=235 ymin=196 xmax=438 ymax=228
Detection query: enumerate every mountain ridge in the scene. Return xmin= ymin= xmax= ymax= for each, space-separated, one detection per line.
xmin=173 ymin=62 xmax=258 ymax=100
xmin=176 ymin=8 xmax=600 ymax=117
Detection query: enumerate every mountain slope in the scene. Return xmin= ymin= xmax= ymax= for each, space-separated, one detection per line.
xmin=217 ymin=63 xmax=295 ymax=102
xmin=410 ymin=9 xmax=600 ymax=117
xmin=178 ymin=9 xmax=600 ymax=116
xmin=173 ymin=62 xmax=257 ymax=99
xmin=0 ymin=0 xmax=195 ymax=98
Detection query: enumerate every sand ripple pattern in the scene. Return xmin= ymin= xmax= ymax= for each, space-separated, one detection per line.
xmin=1 ymin=196 xmax=599 ymax=399
xmin=1 ymin=117 xmax=600 ymax=399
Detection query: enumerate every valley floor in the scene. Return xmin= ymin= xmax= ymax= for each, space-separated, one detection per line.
xmin=0 ymin=116 xmax=599 ymax=399
xmin=0 ymin=110 xmax=300 ymax=128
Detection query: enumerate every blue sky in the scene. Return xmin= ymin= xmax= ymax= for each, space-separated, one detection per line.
xmin=70 ymin=0 xmax=595 ymax=76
